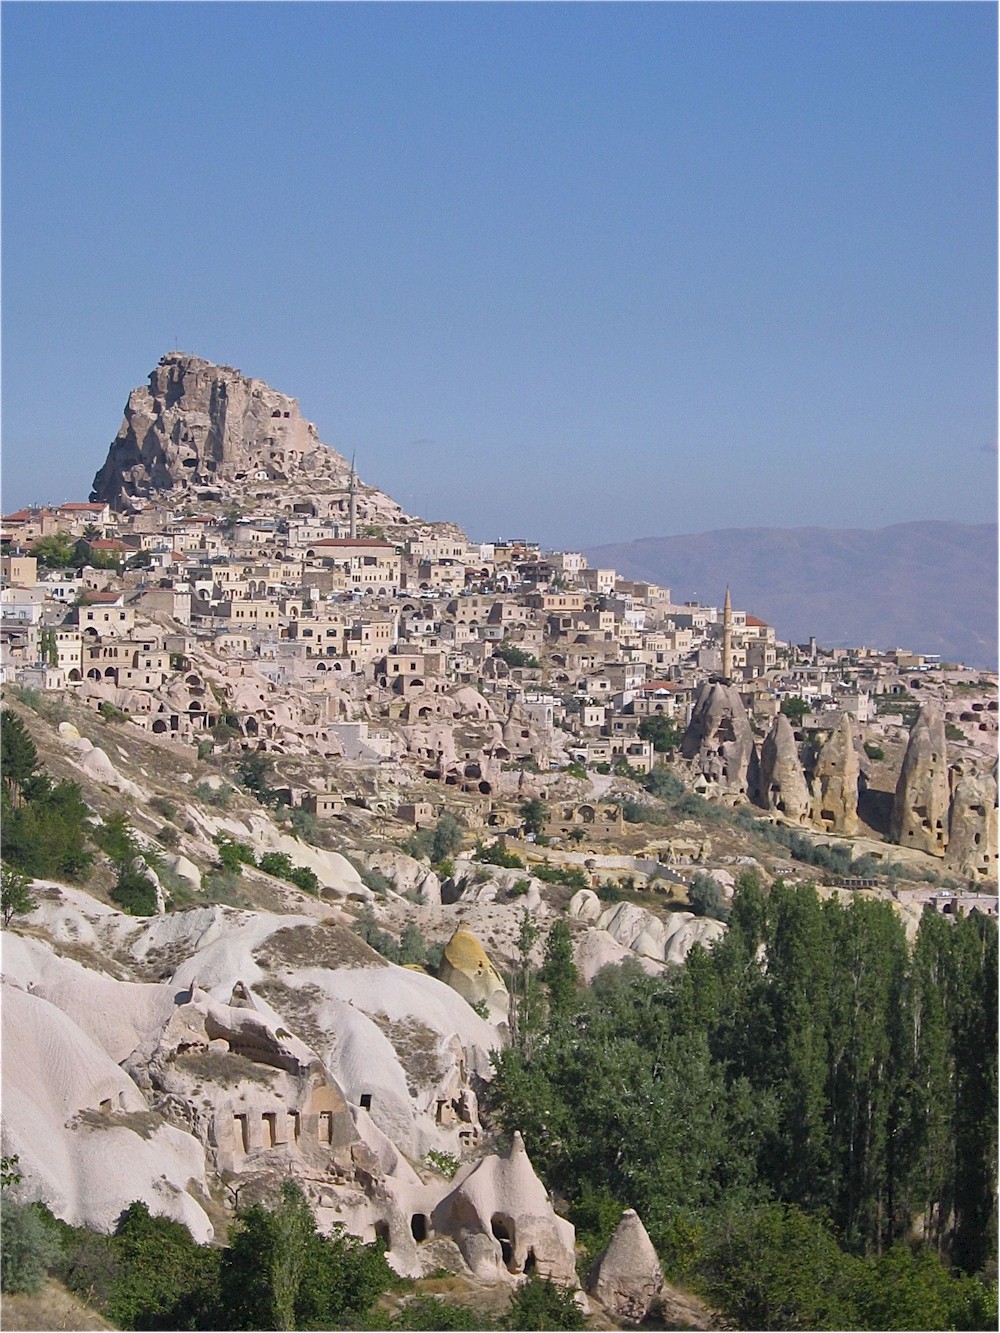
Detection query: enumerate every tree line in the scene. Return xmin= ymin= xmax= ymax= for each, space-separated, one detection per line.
xmin=487 ymin=878 xmax=997 ymax=1329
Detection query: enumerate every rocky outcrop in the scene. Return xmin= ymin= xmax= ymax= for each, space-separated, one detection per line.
xmin=758 ymin=713 xmax=811 ymax=823
xmin=595 ymin=901 xmax=726 ymax=965
xmin=588 ymin=1209 xmax=663 ymax=1323
xmin=810 ymin=714 xmax=861 ymax=836
xmin=91 ymin=354 xmax=406 ymax=522
xmin=891 ymin=704 xmax=950 ymax=857
xmin=437 ymin=926 xmax=509 ymax=1024
xmin=946 ymin=763 xmax=998 ymax=881
xmin=681 ymin=681 xmax=759 ymax=803
xmin=431 ymin=1132 xmax=577 ymax=1284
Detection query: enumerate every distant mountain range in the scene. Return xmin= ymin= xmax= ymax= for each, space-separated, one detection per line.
xmin=584 ymin=521 xmax=998 ymax=670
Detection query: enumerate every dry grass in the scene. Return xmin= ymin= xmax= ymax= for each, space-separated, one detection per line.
xmin=71 ymin=1108 xmax=164 ymax=1140
xmin=253 ymin=922 xmax=387 ymax=972
xmin=0 ymin=1278 xmax=113 ymax=1331
xmin=174 ymin=1049 xmax=281 ymax=1088
xmin=370 ymin=1014 xmax=445 ymax=1084
xmin=253 ymin=979 xmax=330 ymax=1055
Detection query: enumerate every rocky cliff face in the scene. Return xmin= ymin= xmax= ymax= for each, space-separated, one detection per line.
xmin=91 ymin=354 xmax=405 ymax=523
xmin=681 ymin=680 xmax=759 ymax=803
xmin=891 ymin=703 xmax=950 ymax=857
xmin=946 ymin=763 xmax=999 ymax=882
xmin=810 ymin=714 xmax=861 ymax=837
xmin=759 ymin=713 xmax=811 ymax=824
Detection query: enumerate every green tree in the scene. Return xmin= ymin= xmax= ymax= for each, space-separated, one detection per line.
xmin=218 ymin=1182 xmax=389 ymax=1330
xmin=96 ymin=813 xmax=158 ymax=915
xmin=780 ymin=696 xmax=809 ymax=726
xmin=398 ymin=921 xmax=429 ymax=966
xmin=540 ymin=918 xmax=578 ymax=1020
xmin=258 ymin=851 xmax=294 ymax=880
xmin=638 ymin=715 xmax=684 ymax=753
xmin=509 ymin=909 xmax=542 ymax=1055
xmin=693 ymin=1204 xmax=852 ymax=1331
xmin=30 ymin=533 xmax=75 ymax=568
xmin=431 ymin=813 xmax=463 ymax=863
xmin=520 ymin=797 xmax=548 ymax=837
xmin=1 ymin=709 xmax=40 ymax=806
xmin=493 ymin=642 xmax=539 ymax=669
xmin=105 ymin=1200 xmax=219 ymax=1330
xmin=216 ymin=834 xmax=257 ymax=874
xmin=236 ymin=752 xmax=282 ymax=807
xmin=1 ymin=865 xmax=36 ymax=926
xmin=1 ymin=770 xmax=93 ymax=882
xmin=391 ymin=1295 xmax=495 ymax=1329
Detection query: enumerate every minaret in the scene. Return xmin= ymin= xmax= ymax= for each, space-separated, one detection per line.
xmin=722 ymin=586 xmax=733 ymax=680
xmin=348 ymin=454 xmax=357 ymax=540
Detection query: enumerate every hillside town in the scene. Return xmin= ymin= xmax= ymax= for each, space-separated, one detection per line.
xmin=1 ymin=356 xmax=997 ymax=1331
xmin=2 ymin=356 xmax=997 ymax=906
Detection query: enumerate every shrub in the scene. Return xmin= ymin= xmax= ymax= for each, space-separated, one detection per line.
xmin=287 ymin=865 xmax=320 ymax=894
xmin=98 ymin=701 xmax=130 ymax=724
xmin=354 ymin=908 xmax=400 ymax=962
xmin=0 ymin=1198 xmax=64 ymax=1295
xmin=258 ymin=850 xmax=294 ymax=879
xmin=863 ymin=742 xmax=885 ymax=761
xmin=288 ymin=807 xmax=318 ymax=841
xmin=431 ymin=813 xmax=464 ymax=863
xmin=532 ymin=862 xmax=589 ymax=890
xmin=358 ymin=864 xmax=394 ymax=896
xmin=423 ymin=1149 xmax=461 ymax=1179
xmin=473 ymin=841 xmax=525 ymax=869
xmin=150 ymin=797 xmax=177 ymax=820
xmin=687 ymin=872 xmax=730 ymax=922
xmin=215 ymin=834 xmax=257 ymax=874
xmin=504 ymin=1273 xmax=585 ymax=1330
xmin=622 ymin=798 xmax=670 ymax=825
xmin=235 ymin=753 xmax=284 ymax=808
xmin=194 ymin=781 xmax=233 ymax=809
xmin=391 ymin=1295 xmax=494 ymax=1329
xmin=644 ymin=765 xmax=685 ymax=800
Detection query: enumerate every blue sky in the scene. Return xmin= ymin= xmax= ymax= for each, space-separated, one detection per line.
xmin=2 ymin=2 xmax=995 ymax=549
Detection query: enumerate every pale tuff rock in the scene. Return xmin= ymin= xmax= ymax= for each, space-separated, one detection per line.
xmin=588 ymin=1208 xmax=664 ymax=1323
xmin=567 ymin=888 xmax=602 ymax=922
xmin=759 ymin=712 xmax=811 ymax=823
xmin=437 ymin=925 xmax=510 ymax=1023
xmin=573 ymin=929 xmax=665 ymax=984
xmin=1 ymin=969 xmax=214 ymax=1242
xmin=681 ymin=681 xmax=759 ymax=802
xmin=595 ymin=901 xmax=725 ymax=965
xmin=432 ymin=1132 xmax=577 ymax=1284
xmin=364 ymin=849 xmax=442 ymax=904
xmin=946 ymin=763 xmax=998 ymax=882
xmin=810 ymin=713 xmax=861 ymax=837
xmin=891 ymin=703 xmax=950 ymax=857
xmin=90 ymin=354 xmax=406 ymax=522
